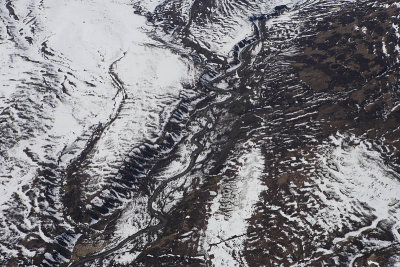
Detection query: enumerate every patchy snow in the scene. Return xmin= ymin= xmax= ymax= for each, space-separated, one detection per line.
xmin=132 ymin=0 xmax=166 ymax=12
xmin=315 ymin=134 xmax=400 ymax=245
xmin=114 ymin=195 xmax=152 ymax=239
xmin=115 ymin=251 xmax=141 ymax=265
xmin=362 ymin=26 xmax=368 ymax=34
xmin=199 ymin=144 xmax=266 ymax=266
xmin=393 ymin=23 xmax=400 ymax=39
xmin=187 ymin=0 xmax=307 ymax=56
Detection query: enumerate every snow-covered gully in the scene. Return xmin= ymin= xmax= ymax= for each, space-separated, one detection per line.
xmin=63 ymin=53 xmax=127 ymax=223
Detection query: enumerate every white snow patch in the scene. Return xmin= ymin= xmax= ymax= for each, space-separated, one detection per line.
xmin=382 ymin=39 xmax=389 ymax=57
xmin=393 ymin=23 xmax=400 ymax=39
xmin=362 ymin=26 xmax=368 ymax=34
xmin=114 ymin=195 xmax=152 ymax=240
xmin=199 ymin=145 xmax=266 ymax=266
xmin=115 ymin=251 xmax=141 ymax=264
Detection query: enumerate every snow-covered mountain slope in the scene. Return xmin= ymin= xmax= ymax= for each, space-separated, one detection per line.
xmin=0 ymin=0 xmax=198 ymax=264
xmin=1 ymin=0 xmax=400 ymax=266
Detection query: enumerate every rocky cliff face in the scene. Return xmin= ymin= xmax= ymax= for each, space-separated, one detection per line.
xmin=1 ymin=0 xmax=400 ymax=266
